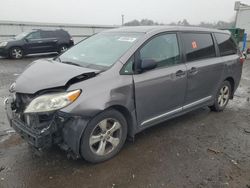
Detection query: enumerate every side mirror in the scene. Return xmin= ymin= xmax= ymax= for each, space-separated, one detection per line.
xmin=24 ymin=38 xmax=29 ymax=42
xmin=141 ymin=59 xmax=157 ymax=71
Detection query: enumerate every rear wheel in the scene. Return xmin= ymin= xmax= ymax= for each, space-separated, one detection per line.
xmin=80 ymin=109 xmax=127 ymax=163
xmin=9 ymin=47 xmax=23 ymax=59
xmin=210 ymin=81 xmax=231 ymax=112
xmin=58 ymin=45 xmax=68 ymax=54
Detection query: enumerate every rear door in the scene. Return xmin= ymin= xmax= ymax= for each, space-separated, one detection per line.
xmin=40 ymin=31 xmax=58 ymax=52
xmin=181 ymin=32 xmax=224 ymax=108
xmin=133 ymin=33 xmax=187 ymax=127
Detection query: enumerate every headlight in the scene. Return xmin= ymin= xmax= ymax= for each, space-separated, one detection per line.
xmin=0 ymin=42 xmax=8 ymax=47
xmin=24 ymin=90 xmax=81 ymax=113
xmin=9 ymin=82 xmax=16 ymax=93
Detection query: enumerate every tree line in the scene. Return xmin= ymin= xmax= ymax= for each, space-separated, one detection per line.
xmin=124 ymin=19 xmax=235 ymax=29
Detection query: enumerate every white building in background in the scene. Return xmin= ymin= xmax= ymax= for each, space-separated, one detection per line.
xmin=235 ymin=1 xmax=250 ymax=47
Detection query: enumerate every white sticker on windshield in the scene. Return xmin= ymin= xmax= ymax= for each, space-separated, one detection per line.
xmin=118 ymin=37 xmax=137 ymax=42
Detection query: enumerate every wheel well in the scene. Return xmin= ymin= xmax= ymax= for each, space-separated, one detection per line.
xmin=9 ymin=46 xmax=24 ymax=53
xmin=59 ymin=43 xmax=68 ymax=48
xmin=224 ymin=77 xmax=235 ymax=98
xmin=107 ymin=105 xmax=135 ymax=138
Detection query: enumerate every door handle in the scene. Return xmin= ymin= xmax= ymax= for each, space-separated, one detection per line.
xmin=189 ymin=67 xmax=198 ymax=75
xmin=175 ymin=70 xmax=186 ymax=77
xmin=37 ymin=41 xmax=43 ymax=43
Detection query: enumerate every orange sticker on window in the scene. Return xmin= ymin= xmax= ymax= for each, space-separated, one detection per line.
xmin=192 ymin=41 xmax=198 ymax=49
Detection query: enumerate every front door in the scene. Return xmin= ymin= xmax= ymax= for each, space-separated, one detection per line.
xmin=133 ymin=33 xmax=187 ymax=127
xmin=24 ymin=31 xmax=47 ymax=53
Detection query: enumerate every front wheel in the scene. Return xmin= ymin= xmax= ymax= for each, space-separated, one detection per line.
xmin=80 ymin=109 xmax=127 ymax=163
xmin=210 ymin=81 xmax=231 ymax=112
xmin=9 ymin=47 xmax=23 ymax=59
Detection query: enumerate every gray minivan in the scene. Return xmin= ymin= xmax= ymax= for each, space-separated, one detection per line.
xmin=5 ymin=26 xmax=243 ymax=163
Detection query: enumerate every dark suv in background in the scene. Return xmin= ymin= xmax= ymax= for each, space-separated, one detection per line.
xmin=0 ymin=29 xmax=74 ymax=59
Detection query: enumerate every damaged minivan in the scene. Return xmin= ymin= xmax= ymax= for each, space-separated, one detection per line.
xmin=5 ymin=26 xmax=243 ymax=163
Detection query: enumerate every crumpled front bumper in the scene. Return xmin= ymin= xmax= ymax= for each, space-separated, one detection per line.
xmin=4 ymin=95 xmax=89 ymax=156
xmin=5 ymin=96 xmax=56 ymax=148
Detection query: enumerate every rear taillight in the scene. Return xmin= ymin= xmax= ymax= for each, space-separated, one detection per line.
xmin=239 ymin=51 xmax=245 ymax=64
xmin=240 ymin=55 xmax=245 ymax=64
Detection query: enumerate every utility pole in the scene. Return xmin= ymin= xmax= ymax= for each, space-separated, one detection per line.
xmin=121 ymin=14 xmax=124 ymax=26
xmin=234 ymin=1 xmax=241 ymax=28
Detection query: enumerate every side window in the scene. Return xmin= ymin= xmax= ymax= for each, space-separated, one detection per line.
xmin=41 ymin=31 xmax=54 ymax=38
xmin=214 ymin=33 xmax=238 ymax=56
xmin=26 ymin=31 xmax=41 ymax=40
xmin=121 ymin=56 xmax=134 ymax=74
xmin=139 ymin=34 xmax=180 ymax=68
xmin=182 ymin=33 xmax=216 ymax=62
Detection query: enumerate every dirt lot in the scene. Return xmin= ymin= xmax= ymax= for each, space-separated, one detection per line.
xmin=0 ymin=56 xmax=250 ymax=188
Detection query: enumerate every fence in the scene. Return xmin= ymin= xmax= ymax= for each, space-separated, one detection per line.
xmin=0 ymin=21 xmax=118 ymax=42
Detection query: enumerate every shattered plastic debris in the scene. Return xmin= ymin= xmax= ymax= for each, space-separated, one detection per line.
xmin=207 ymin=148 xmax=221 ymax=154
xmin=0 ymin=166 xmax=4 ymax=172
xmin=231 ymin=160 xmax=238 ymax=165
xmin=244 ymin=128 xmax=250 ymax=134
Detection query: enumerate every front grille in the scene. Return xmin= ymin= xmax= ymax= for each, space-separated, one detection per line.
xmin=14 ymin=93 xmax=34 ymax=122
xmin=15 ymin=93 xmax=33 ymax=112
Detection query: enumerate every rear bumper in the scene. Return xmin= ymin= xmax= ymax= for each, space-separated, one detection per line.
xmin=5 ymin=95 xmax=89 ymax=156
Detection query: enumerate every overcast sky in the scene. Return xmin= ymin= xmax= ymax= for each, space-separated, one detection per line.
xmin=0 ymin=0 xmax=250 ymax=25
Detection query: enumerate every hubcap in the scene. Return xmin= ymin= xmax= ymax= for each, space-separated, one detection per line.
xmin=218 ymin=85 xmax=230 ymax=107
xmin=60 ymin=46 xmax=67 ymax=53
xmin=12 ymin=48 xmax=22 ymax=59
xmin=89 ymin=118 xmax=122 ymax=156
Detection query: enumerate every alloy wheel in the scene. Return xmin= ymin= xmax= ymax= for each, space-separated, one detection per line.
xmin=218 ymin=85 xmax=230 ymax=107
xmin=11 ymin=48 xmax=23 ymax=59
xmin=60 ymin=46 xmax=68 ymax=53
xmin=89 ymin=118 xmax=122 ymax=156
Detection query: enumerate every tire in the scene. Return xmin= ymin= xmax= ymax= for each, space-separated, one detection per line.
xmin=210 ymin=81 xmax=232 ymax=112
xmin=80 ymin=109 xmax=127 ymax=163
xmin=9 ymin=47 xmax=23 ymax=59
xmin=58 ymin=45 xmax=68 ymax=54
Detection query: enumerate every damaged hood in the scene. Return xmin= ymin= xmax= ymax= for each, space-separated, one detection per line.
xmin=15 ymin=59 xmax=99 ymax=94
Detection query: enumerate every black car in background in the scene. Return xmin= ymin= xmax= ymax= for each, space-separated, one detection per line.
xmin=0 ymin=29 xmax=74 ymax=59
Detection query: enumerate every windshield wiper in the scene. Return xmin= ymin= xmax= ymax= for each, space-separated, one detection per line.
xmin=61 ymin=61 xmax=83 ymax=67
xmin=56 ymin=57 xmax=83 ymax=67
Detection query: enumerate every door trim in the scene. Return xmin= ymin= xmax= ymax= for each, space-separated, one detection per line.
xmin=141 ymin=107 xmax=182 ymax=126
xmin=183 ymin=96 xmax=212 ymax=110
xmin=140 ymin=96 xmax=212 ymax=126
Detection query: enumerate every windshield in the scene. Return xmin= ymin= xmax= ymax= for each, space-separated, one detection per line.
xmin=14 ymin=32 xmax=30 ymax=40
xmin=59 ymin=32 xmax=143 ymax=70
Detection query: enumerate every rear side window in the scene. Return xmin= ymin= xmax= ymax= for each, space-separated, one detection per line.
xmin=41 ymin=31 xmax=55 ymax=38
xmin=214 ymin=33 xmax=238 ymax=56
xmin=182 ymin=33 xmax=216 ymax=62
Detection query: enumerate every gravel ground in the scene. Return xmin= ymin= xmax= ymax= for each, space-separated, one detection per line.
xmin=0 ymin=56 xmax=249 ymax=188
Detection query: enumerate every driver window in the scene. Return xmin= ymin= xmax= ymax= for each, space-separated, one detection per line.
xmin=26 ymin=31 xmax=41 ymax=40
xmin=140 ymin=34 xmax=180 ymax=68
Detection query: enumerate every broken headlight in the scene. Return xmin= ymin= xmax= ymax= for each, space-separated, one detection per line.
xmin=24 ymin=90 xmax=81 ymax=113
